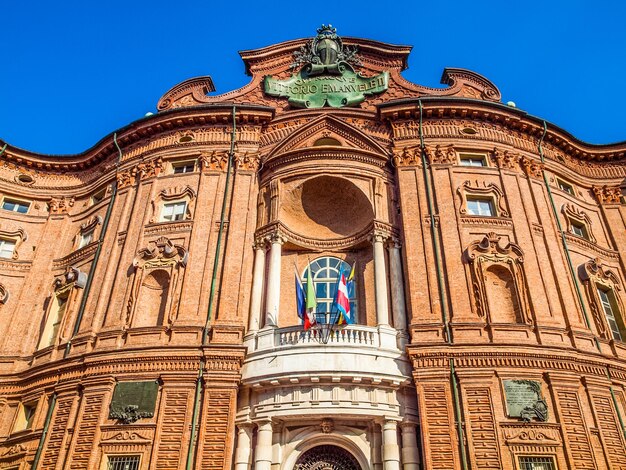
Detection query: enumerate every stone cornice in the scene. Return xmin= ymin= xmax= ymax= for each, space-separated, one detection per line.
xmin=0 ymin=104 xmax=274 ymax=175
xmin=380 ymin=98 xmax=626 ymax=164
xmin=408 ymin=346 xmax=626 ymax=382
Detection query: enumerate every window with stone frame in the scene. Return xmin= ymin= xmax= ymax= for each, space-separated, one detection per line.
xmin=160 ymin=201 xmax=187 ymax=222
xmin=466 ymin=197 xmax=495 ymax=217
xmin=556 ymin=179 xmax=575 ymax=196
xmin=38 ymin=291 xmax=69 ymax=350
xmin=518 ymin=456 xmax=557 ymax=470
xmin=0 ymin=238 xmax=16 ymax=259
xmin=459 ymin=152 xmax=488 ymax=167
xmin=579 ymin=259 xmax=626 ymax=342
xmin=171 ymin=160 xmax=196 ymax=174
xmin=106 ymin=455 xmax=140 ymax=470
xmin=457 ymin=180 xmax=509 ymax=218
xmin=12 ymin=401 xmax=37 ymax=433
xmin=302 ymin=257 xmax=357 ymax=325
xmin=1 ymin=197 xmax=30 ymax=214
xmin=561 ymin=204 xmax=595 ymax=243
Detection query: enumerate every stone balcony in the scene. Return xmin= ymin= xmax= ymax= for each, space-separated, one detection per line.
xmin=241 ymin=324 xmax=411 ymax=388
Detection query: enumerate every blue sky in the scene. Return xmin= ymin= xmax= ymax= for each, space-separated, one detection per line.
xmin=1 ymin=1 xmax=625 ymax=155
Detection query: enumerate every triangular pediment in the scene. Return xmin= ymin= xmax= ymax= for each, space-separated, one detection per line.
xmin=267 ymin=115 xmax=388 ymax=160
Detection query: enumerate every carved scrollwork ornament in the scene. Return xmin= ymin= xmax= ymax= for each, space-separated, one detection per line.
xmin=561 ymin=204 xmax=595 ymax=243
xmin=457 ymin=180 xmax=509 ymax=217
xmin=320 ymin=418 xmax=334 ymax=433
xmin=54 ymin=266 xmax=87 ymax=291
xmin=0 ymin=283 xmax=8 ymax=304
xmin=392 ymin=145 xmax=421 ymax=167
xmin=199 ymin=150 xmax=229 ymax=172
xmin=519 ymin=156 xmax=544 ymax=178
xmin=133 ymin=237 xmax=188 ymax=269
xmin=490 ymin=147 xmax=519 ymax=170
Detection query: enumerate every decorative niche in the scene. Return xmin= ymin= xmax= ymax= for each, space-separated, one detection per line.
xmin=125 ymin=237 xmax=188 ymax=329
xmin=149 ymin=186 xmax=196 ymax=224
xmin=465 ymin=233 xmax=532 ymax=325
xmin=457 ymin=180 xmax=509 ymax=218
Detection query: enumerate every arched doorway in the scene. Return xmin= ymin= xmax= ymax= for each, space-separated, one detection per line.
xmin=293 ymin=445 xmax=361 ymax=470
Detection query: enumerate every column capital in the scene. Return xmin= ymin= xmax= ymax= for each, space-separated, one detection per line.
xmin=253 ymin=238 xmax=268 ymax=250
xmin=387 ymin=237 xmax=402 ymax=249
xmin=268 ymin=233 xmax=286 ymax=245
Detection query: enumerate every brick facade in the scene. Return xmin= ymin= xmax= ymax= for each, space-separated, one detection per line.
xmin=1 ymin=27 xmax=625 ymax=470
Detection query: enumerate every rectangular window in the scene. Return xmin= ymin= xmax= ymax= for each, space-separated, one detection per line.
xmin=161 ymin=201 xmax=187 ymax=222
xmin=91 ymin=188 xmax=107 ymax=205
xmin=13 ymin=402 xmax=36 ymax=432
xmin=172 ymin=161 xmax=195 ymax=174
xmin=107 ymin=455 xmax=140 ymax=470
xmin=459 ymin=153 xmax=487 ymax=167
xmin=38 ymin=295 xmax=68 ymax=349
xmin=519 ymin=456 xmax=556 ymax=470
xmin=570 ymin=220 xmax=589 ymax=240
xmin=557 ymin=179 xmax=574 ymax=195
xmin=466 ymin=198 xmax=494 ymax=216
xmin=78 ymin=230 xmax=94 ymax=249
xmin=598 ymin=287 xmax=622 ymax=341
xmin=0 ymin=239 xmax=16 ymax=259
xmin=2 ymin=198 xmax=30 ymax=214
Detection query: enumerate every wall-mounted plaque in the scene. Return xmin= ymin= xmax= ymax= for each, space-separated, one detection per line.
xmin=109 ymin=381 xmax=158 ymax=424
xmin=503 ymin=380 xmax=548 ymax=422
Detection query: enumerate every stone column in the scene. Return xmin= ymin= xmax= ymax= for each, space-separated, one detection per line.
xmin=382 ymin=419 xmax=401 ymax=470
xmin=388 ymin=239 xmax=408 ymax=333
xmin=400 ymin=422 xmax=421 ymax=470
xmin=234 ymin=423 xmax=254 ymax=470
xmin=372 ymin=233 xmax=390 ymax=326
xmin=264 ymin=235 xmax=284 ymax=327
xmin=248 ymin=240 xmax=266 ymax=333
xmin=254 ymin=420 xmax=273 ymax=470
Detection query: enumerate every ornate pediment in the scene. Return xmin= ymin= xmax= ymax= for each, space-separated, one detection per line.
xmin=267 ymin=114 xmax=387 ymax=160
xmin=579 ymin=258 xmax=621 ymax=288
xmin=156 ymin=26 xmax=501 ymax=111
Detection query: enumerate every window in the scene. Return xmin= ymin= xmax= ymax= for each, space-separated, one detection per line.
xmin=91 ymin=188 xmax=107 ymax=205
xmin=38 ymin=294 xmax=68 ymax=349
xmin=557 ymin=179 xmax=574 ymax=195
xmin=570 ymin=220 xmax=589 ymax=240
xmin=597 ymin=287 xmax=624 ymax=341
xmin=302 ymin=257 xmax=357 ymax=324
xmin=466 ymin=197 xmax=495 ymax=216
xmin=459 ymin=153 xmax=486 ymax=167
xmin=172 ymin=161 xmax=196 ymax=174
xmin=2 ymin=198 xmax=30 ymax=214
xmin=0 ymin=239 xmax=16 ymax=259
xmin=518 ymin=456 xmax=556 ymax=470
xmin=107 ymin=455 xmax=140 ymax=470
xmin=160 ymin=201 xmax=187 ymax=222
xmin=13 ymin=402 xmax=36 ymax=432
xmin=78 ymin=230 xmax=94 ymax=249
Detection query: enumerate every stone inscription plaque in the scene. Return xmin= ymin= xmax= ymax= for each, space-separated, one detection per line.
xmin=503 ymin=379 xmax=548 ymax=422
xmin=109 ymin=381 xmax=158 ymax=424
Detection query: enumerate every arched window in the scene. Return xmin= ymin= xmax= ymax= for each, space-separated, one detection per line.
xmin=302 ymin=257 xmax=357 ymax=323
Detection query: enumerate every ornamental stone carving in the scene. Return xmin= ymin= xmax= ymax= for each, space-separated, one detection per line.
xmin=593 ymin=185 xmax=623 ymax=204
xmin=53 ymin=266 xmax=87 ymax=292
xmin=49 ymin=196 xmax=75 ymax=214
xmin=392 ymin=145 xmax=421 ymax=167
xmin=425 ymin=144 xmax=456 ymax=165
xmin=149 ymin=185 xmax=196 ymax=224
xmin=490 ymin=147 xmax=519 ymax=170
xmin=0 ymin=228 xmax=27 ymax=260
xmin=561 ymin=204 xmax=595 ymax=243
xmin=234 ymin=152 xmax=260 ymax=172
xmin=199 ymin=150 xmax=229 ymax=172
xmin=520 ymin=156 xmax=544 ymax=178
xmin=0 ymin=284 xmax=8 ymax=304
xmin=133 ymin=237 xmax=188 ymax=269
